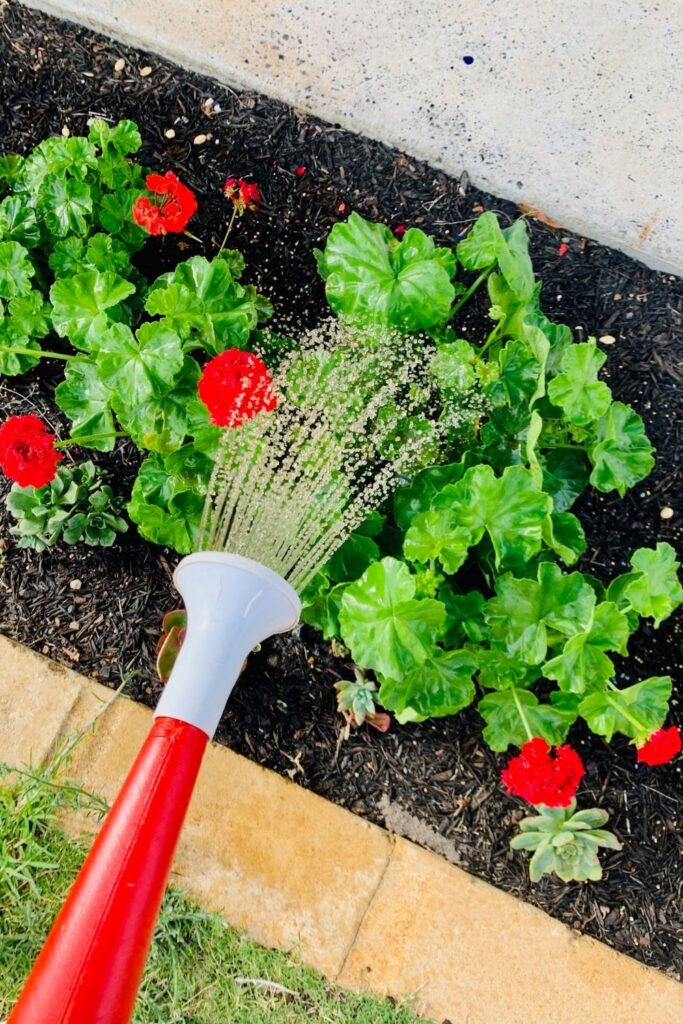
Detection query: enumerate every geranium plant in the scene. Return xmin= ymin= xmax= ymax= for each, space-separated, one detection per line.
xmin=0 ymin=121 xmax=271 ymax=552
xmin=307 ymin=210 xmax=682 ymax=881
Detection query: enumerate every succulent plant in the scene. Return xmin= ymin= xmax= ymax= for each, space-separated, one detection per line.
xmin=335 ymin=668 xmax=391 ymax=731
xmin=510 ymin=800 xmax=622 ymax=882
xmin=5 ymin=460 xmax=128 ymax=551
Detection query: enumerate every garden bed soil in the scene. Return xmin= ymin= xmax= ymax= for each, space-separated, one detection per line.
xmin=1 ymin=0 xmax=682 ymax=978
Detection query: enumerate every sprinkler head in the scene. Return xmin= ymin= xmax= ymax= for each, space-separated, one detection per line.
xmin=154 ymin=552 xmax=301 ymax=738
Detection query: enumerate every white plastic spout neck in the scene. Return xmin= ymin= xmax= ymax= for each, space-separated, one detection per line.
xmin=154 ymin=552 xmax=301 ymax=738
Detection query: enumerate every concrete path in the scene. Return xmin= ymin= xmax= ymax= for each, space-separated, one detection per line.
xmin=2 ymin=634 xmax=681 ymax=1023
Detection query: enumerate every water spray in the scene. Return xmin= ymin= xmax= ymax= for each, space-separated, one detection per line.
xmin=10 ymin=323 xmax=440 ymax=1023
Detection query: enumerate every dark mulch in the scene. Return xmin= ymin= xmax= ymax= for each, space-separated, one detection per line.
xmin=1 ymin=1 xmax=682 ymax=978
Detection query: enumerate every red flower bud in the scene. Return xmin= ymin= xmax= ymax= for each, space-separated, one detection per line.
xmin=224 ymin=177 xmax=261 ymax=214
xmin=394 ymin=224 xmax=407 ymax=236
xmin=636 ymin=725 xmax=681 ymax=766
xmin=198 ymin=349 xmax=277 ymax=427
xmin=0 ymin=414 xmax=62 ymax=488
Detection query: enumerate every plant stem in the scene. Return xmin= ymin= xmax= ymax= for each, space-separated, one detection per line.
xmin=511 ymin=685 xmax=535 ymax=742
xmin=217 ymin=207 xmax=238 ymax=254
xmin=541 ymin=443 xmax=585 ymax=451
xmin=54 ymin=431 xmax=128 ymax=448
xmin=451 ymin=268 xmax=491 ymax=317
xmin=0 ymin=345 xmax=75 ymax=362
xmin=479 ymin=320 xmax=503 ymax=356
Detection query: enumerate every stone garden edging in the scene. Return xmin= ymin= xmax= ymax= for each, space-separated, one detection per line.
xmin=2 ymin=633 xmax=682 ymax=1023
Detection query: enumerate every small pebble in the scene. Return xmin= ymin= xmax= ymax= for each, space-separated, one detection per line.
xmin=61 ymin=126 xmax=70 ymax=137
xmin=68 ymin=621 xmax=79 ymax=631
xmin=599 ymin=334 xmax=616 ymax=345
xmin=139 ymin=66 xmax=153 ymax=77
xmin=660 ymin=507 xmax=674 ymax=520
xmin=193 ymin=133 xmax=207 ymax=145
xmin=614 ymin=292 xmax=622 ymax=300
xmin=164 ymin=128 xmax=176 ymax=139
xmin=114 ymin=57 xmax=125 ymax=72
xmin=69 ymin=579 xmax=82 ymax=591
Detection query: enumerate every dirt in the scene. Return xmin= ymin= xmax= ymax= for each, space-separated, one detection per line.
xmin=0 ymin=1 xmax=682 ymax=978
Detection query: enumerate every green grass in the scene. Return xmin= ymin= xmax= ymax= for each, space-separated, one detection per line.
xmin=0 ymin=753 xmax=421 ymax=1023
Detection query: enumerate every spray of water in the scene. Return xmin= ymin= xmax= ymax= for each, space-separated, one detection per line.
xmin=200 ymin=321 xmax=450 ymax=591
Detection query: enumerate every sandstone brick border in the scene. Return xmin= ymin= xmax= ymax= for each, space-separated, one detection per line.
xmin=2 ymin=633 xmax=682 ymax=1023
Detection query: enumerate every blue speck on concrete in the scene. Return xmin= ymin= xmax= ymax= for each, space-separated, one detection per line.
xmin=463 ymin=55 xmax=474 ymax=65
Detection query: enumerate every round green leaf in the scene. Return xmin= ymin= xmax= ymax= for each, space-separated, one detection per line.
xmin=339 ymin=557 xmax=446 ymax=679
xmin=380 ymin=649 xmax=477 ymax=723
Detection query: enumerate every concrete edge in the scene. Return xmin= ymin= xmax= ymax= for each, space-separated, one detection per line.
xmin=18 ymin=0 xmax=683 ymax=278
xmin=2 ymin=633 xmax=682 ymax=1023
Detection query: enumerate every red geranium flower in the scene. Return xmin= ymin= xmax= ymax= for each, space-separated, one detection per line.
xmin=636 ymin=726 xmax=682 ymax=766
xmin=223 ymin=177 xmax=261 ymax=214
xmin=198 ymin=349 xmax=277 ymax=427
xmin=0 ymin=414 xmax=62 ymax=488
xmin=132 ymin=171 xmax=198 ymax=235
xmin=501 ymin=737 xmax=585 ymax=808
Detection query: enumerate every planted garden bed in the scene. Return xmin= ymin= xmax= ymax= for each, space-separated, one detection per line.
xmin=0 ymin=1 xmax=682 ymax=977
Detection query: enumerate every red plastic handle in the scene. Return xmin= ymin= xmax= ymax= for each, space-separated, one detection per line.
xmin=9 ymin=716 xmax=208 ymax=1024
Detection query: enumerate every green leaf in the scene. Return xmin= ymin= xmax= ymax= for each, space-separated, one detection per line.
xmin=440 ymin=588 xmax=488 ymax=646
xmin=50 ymin=270 xmax=136 ymax=349
xmin=85 ymin=233 xmax=133 ymax=275
xmin=479 ymin=688 xmax=577 ymax=751
xmin=0 ymin=241 xmax=33 ymax=298
xmin=98 ymin=188 xmax=147 ymax=246
xmin=498 ymin=219 xmax=535 ymax=301
xmin=476 ymin=648 xmax=540 ymax=690
xmin=339 ymin=557 xmax=446 ymax=679
xmin=403 ymin=507 xmax=472 ymax=573
xmin=0 ymin=321 xmax=41 ymax=374
xmin=0 ymin=155 xmax=24 ymax=193
xmin=430 ymin=340 xmax=477 ymax=391
xmin=127 ymin=447 xmax=211 ymax=554
xmin=327 ymin=533 xmax=380 ymax=583
xmin=38 ymin=176 xmax=93 ymax=237
xmin=433 ymin=464 xmax=552 ymax=567
xmin=315 ymin=213 xmax=456 ymax=331
xmin=145 ymin=255 xmax=260 ymax=354
xmin=540 ymin=447 xmax=591 ymax=512
xmin=0 ymin=197 xmax=40 ymax=248
xmin=457 ymin=212 xmax=503 ymax=270
xmin=300 ymin=574 xmax=346 ymax=640
xmin=457 ymin=213 xmax=534 ymax=300
xmin=542 ymin=511 xmax=586 ymax=566
xmin=624 ymin=543 xmax=683 ymax=627
xmin=579 ymin=676 xmax=672 ymax=742
xmin=486 ymin=563 xmax=595 ymax=665
xmin=547 ymin=340 xmax=612 ymax=425
xmin=393 ymin=460 xmax=468 ymax=530
xmin=543 ymin=602 xmax=631 ymax=693
xmin=113 ymin=355 xmax=199 ymax=454
xmin=379 ymin=649 xmax=477 ymax=723
xmin=492 ymin=337 xmax=542 ymax=407
xmin=55 ymin=358 xmax=116 ymax=451
xmin=16 ymin=136 xmax=97 ymax=193
xmin=589 ymin=401 xmax=654 ymax=496
xmin=5 ymin=290 xmax=51 ymax=339
xmin=88 ymin=119 xmax=142 ymax=186
xmin=98 ymin=321 xmax=185 ymax=411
